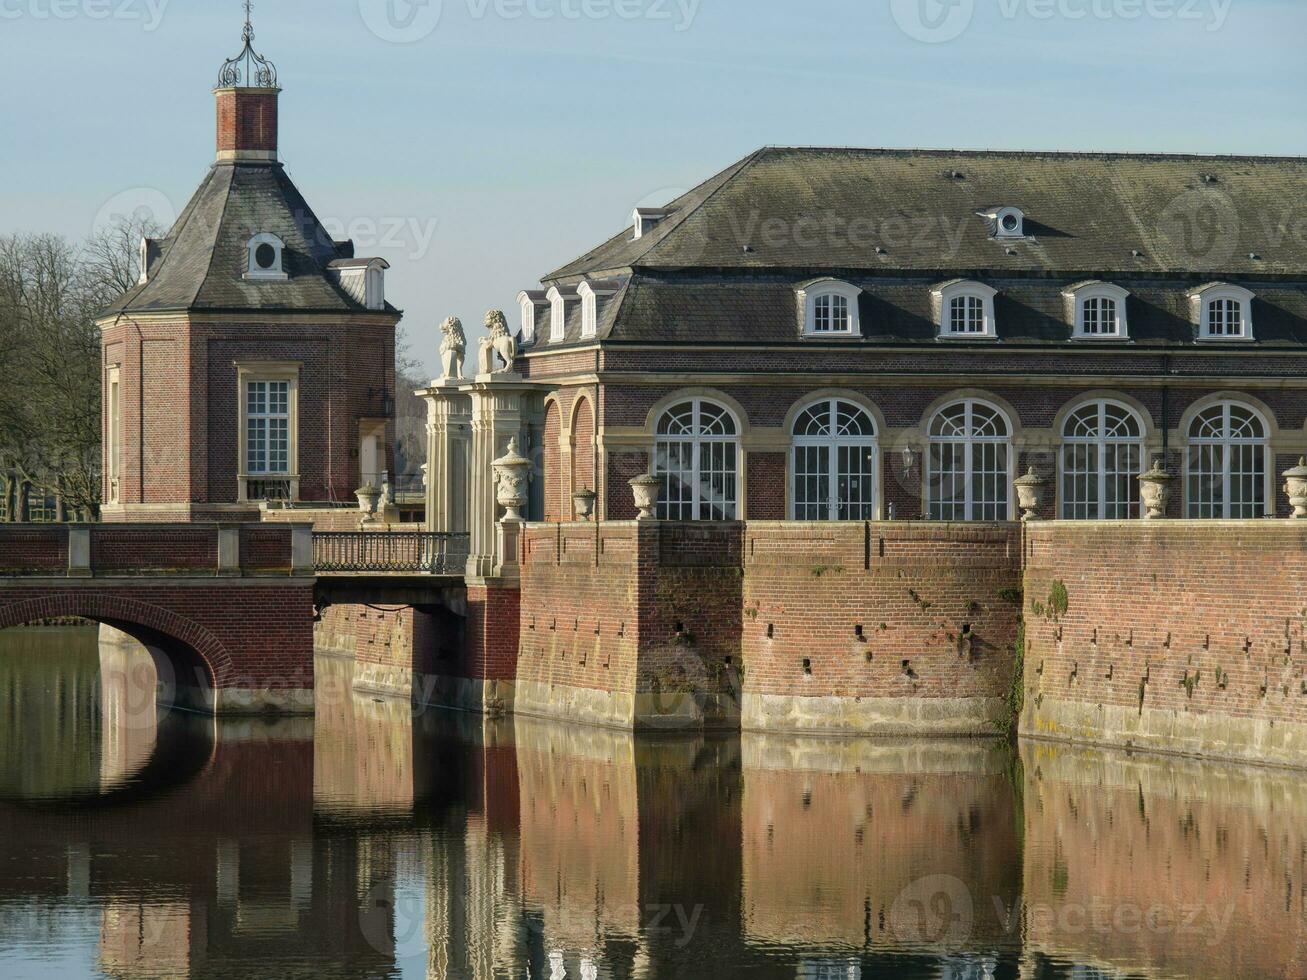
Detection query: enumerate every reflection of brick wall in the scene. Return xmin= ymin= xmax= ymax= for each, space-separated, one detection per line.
xmin=515 ymin=723 xmax=640 ymax=947
xmin=742 ymin=522 xmax=1021 ymax=703
xmin=741 ymin=739 xmax=1019 ymax=949
xmin=1023 ymin=522 xmax=1307 ymax=763
xmin=1022 ymin=741 xmax=1307 ymax=979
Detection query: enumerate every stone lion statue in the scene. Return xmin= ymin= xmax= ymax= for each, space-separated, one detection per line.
xmin=439 ymin=316 xmax=465 ymax=381
xmin=477 ymin=309 xmax=517 ymax=375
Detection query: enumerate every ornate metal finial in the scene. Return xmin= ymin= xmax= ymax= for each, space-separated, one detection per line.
xmin=217 ymin=0 xmax=279 ymax=88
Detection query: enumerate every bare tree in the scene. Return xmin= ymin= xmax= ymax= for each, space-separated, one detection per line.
xmin=0 ymin=219 xmax=152 ymax=519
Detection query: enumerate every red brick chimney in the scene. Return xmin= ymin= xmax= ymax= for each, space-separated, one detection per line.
xmin=215 ymin=87 xmax=279 ymax=162
xmin=214 ymin=4 xmax=280 ymax=162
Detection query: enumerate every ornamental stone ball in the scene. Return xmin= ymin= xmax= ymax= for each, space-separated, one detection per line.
xmin=438 ymin=316 xmax=466 ymax=381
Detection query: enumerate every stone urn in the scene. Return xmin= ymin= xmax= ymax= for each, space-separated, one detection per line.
xmin=573 ymin=488 xmax=597 ymax=522
xmin=629 ymin=474 xmax=661 ymax=521
xmin=1138 ymin=458 xmax=1174 ymax=520
xmin=1014 ymin=467 xmax=1049 ymax=522
xmin=492 ymin=437 xmax=531 ymax=522
xmin=1284 ymin=457 xmax=1307 ymax=519
xmin=355 ymin=484 xmax=382 ymax=521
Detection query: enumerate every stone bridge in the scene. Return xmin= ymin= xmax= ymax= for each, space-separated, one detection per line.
xmin=0 ymin=524 xmax=469 ymax=715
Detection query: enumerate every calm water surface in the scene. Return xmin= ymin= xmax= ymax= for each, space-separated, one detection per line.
xmin=0 ymin=627 xmax=1304 ymax=979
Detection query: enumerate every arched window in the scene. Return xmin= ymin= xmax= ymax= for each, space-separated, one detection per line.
xmin=927 ymin=399 xmax=1011 ymax=521
xmin=1190 ymin=283 xmax=1255 ymax=341
xmin=791 ymin=399 xmax=878 ymax=521
xmin=1063 ymin=281 xmax=1130 ymax=339
xmin=654 ymin=399 xmax=739 ymax=520
xmin=797 ymin=280 xmax=861 ymax=337
xmin=1060 ymin=401 xmax=1145 ymax=519
xmin=1186 ymin=402 xmax=1269 ymax=518
xmin=932 ymin=280 xmax=997 ymax=339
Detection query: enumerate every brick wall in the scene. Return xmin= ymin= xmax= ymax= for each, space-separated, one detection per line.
xmin=1022 ymin=521 xmax=1307 ymax=765
xmin=745 ymin=452 xmax=786 ymax=520
xmin=543 ymin=401 xmax=563 ymax=522
xmin=742 ymin=522 xmax=1021 ymax=709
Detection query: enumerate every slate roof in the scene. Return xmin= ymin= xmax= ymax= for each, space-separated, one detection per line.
xmin=102 ymin=161 xmax=392 ymax=317
xmin=528 ymin=147 xmax=1307 ymax=350
xmin=547 ymin=147 xmax=1307 ymax=279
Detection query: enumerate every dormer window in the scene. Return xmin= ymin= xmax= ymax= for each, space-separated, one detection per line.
xmin=138 ymin=238 xmax=161 ymax=285
xmin=1063 ymin=281 xmax=1130 ymax=339
xmin=545 ymin=285 xmax=578 ymax=342
xmin=327 ymin=258 xmax=388 ymax=311
xmin=979 ymin=207 xmax=1025 ymax=240
xmin=245 ymin=232 xmax=287 ymax=281
xmin=517 ymin=290 xmax=547 ymax=344
xmin=932 ymin=280 xmax=997 ymax=339
xmin=796 ymin=280 xmax=861 ymax=337
xmin=1189 ymin=283 xmax=1255 ymax=341
xmin=633 ymin=208 xmax=671 ymax=240
xmin=576 ymin=280 xmax=619 ymax=340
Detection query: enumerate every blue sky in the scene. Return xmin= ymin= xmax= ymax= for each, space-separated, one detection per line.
xmin=1 ymin=0 xmax=1303 ymax=373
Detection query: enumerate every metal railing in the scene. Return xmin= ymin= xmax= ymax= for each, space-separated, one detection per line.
xmin=312 ymin=532 xmax=469 ymax=575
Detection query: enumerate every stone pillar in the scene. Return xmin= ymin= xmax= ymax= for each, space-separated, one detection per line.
xmin=465 ymin=374 xmax=538 ymax=579
xmin=418 ymin=382 xmax=471 ymax=536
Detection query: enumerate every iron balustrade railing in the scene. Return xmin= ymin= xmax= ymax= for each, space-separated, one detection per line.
xmin=312 ymin=532 xmax=470 ymax=575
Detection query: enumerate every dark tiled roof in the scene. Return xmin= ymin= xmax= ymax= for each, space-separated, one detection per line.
xmin=102 ymin=162 xmax=390 ymax=316
xmin=602 ymin=276 xmax=1307 ymax=347
xmin=546 ymin=147 xmax=1307 ymax=279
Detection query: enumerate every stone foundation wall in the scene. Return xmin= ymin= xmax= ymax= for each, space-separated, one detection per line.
xmin=740 ymin=522 xmax=1022 ymax=736
xmin=1021 ymin=521 xmax=1307 ymax=767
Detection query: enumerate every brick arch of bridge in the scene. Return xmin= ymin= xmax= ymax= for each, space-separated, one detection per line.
xmin=0 ymin=592 xmax=232 ymax=688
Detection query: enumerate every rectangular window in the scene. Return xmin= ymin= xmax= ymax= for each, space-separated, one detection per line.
xmin=246 ymin=380 xmax=290 ymax=475
xmin=238 ymin=366 xmax=298 ymax=503
xmin=106 ymin=367 xmax=121 ymax=504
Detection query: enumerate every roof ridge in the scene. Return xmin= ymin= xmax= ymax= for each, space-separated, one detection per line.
xmin=752 ymin=145 xmax=1307 ymax=163
xmin=631 ymin=148 xmax=769 ymax=266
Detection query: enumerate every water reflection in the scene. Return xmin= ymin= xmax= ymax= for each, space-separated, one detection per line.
xmin=2 ymin=628 xmax=1307 ymax=978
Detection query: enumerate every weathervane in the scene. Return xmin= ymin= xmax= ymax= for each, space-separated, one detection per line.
xmin=217 ymin=0 xmax=279 ymax=88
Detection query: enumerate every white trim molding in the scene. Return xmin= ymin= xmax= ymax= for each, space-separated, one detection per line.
xmin=1063 ymin=281 xmax=1130 ymax=339
xmin=932 ymin=279 xmax=998 ymax=339
xmin=244 ymin=232 xmax=288 ymax=282
xmin=235 ymin=360 xmax=300 ymax=503
xmin=796 ymin=278 xmax=861 ymax=338
xmin=577 ymin=279 xmax=620 ymax=340
xmin=517 ymin=290 xmax=548 ymax=344
xmin=1188 ymin=282 xmax=1256 ymax=341
xmin=545 ymin=285 xmax=579 ymax=342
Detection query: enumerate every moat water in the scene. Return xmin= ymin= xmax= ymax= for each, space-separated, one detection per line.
xmin=0 ymin=628 xmax=1304 ymax=979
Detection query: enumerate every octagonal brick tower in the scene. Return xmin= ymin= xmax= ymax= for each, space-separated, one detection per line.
xmin=97 ymin=12 xmax=400 ymax=521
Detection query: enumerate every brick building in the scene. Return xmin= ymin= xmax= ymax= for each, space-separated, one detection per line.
xmin=96 ymin=17 xmax=399 ymax=523
xmin=508 ymin=147 xmax=1307 ymax=524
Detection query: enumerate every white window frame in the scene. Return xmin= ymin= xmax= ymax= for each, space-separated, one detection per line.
xmin=796 ymin=280 xmax=861 ymax=337
xmin=926 ymin=399 xmax=1014 ymax=521
xmin=106 ymin=365 xmax=121 ymax=504
xmin=1064 ymin=282 xmax=1130 ymax=339
xmin=932 ymin=280 xmax=998 ymax=339
xmin=545 ymin=286 xmax=575 ymax=342
xmin=790 ymin=398 xmax=879 ymax=521
xmin=245 ymin=232 xmax=288 ymax=282
xmin=990 ymin=206 xmax=1026 ymax=239
xmin=517 ymin=291 xmax=542 ymax=344
xmin=653 ymin=398 xmax=740 ymax=521
xmin=236 ymin=362 xmax=300 ymax=503
xmin=1189 ymin=283 xmax=1256 ymax=341
xmin=1059 ymin=399 xmax=1146 ymax=520
xmin=576 ymin=281 xmax=618 ymax=341
xmin=1185 ymin=401 xmax=1271 ymax=519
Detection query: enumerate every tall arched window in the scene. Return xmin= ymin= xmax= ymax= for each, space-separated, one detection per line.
xmin=1061 ymin=401 xmax=1145 ymax=519
xmin=1186 ymin=402 xmax=1269 ymax=518
xmin=654 ymin=399 xmax=739 ymax=520
xmin=928 ymin=399 xmax=1012 ymax=521
xmin=791 ymin=399 xmax=878 ymax=520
